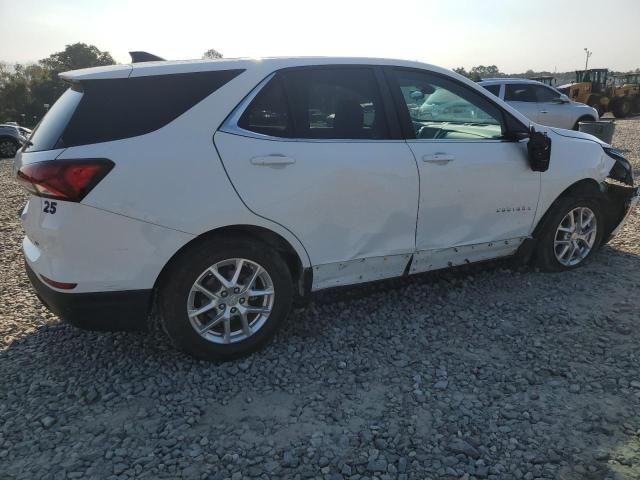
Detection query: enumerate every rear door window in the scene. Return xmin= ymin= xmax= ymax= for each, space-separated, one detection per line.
xmin=504 ymin=84 xmax=537 ymax=102
xmin=237 ymin=75 xmax=292 ymax=137
xmin=281 ymin=68 xmax=390 ymax=140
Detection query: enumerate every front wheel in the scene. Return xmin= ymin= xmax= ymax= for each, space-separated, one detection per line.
xmin=612 ymin=97 xmax=631 ymax=118
xmin=534 ymin=196 xmax=604 ymax=272
xmin=158 ymin=237 xmax=293 ymax=361
xmin=586 ymin=95 xmax=605 ymax=117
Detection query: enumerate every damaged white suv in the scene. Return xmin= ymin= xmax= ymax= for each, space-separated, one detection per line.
xmin=16 ymin=55 xmax=638 ymax=360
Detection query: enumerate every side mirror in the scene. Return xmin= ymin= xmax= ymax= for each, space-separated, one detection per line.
xmin=554 ymin=94 xmax=570 ymax=103
xmin=410 ymin=90 xmax=424 ymax=101
xmin=527 ymin=127 xmax=551 ymax=172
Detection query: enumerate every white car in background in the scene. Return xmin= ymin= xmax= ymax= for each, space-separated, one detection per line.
xmin=14 ymin=56 xmax=638 ymax=360
xmin=0 ymin=123 xmax=30 ymax=158
xmin=479 ymin=78 xmax=599 ymax=130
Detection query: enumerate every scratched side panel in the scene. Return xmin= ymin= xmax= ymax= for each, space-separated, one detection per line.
xmin=312 ymin=254 xmax=412 ymax=291
xmin=410 ymin=237 xmax=524 ymax=274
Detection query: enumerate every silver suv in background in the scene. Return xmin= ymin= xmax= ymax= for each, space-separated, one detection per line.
xmin=0 ymin=123 xmax=31 ymax=158
xmin=479 ymin=78 xmax=599 ymax=130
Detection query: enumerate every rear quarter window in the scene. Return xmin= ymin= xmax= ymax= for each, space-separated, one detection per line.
xmin=28 ymin=69 xmax=244 ymax=151
xmin=25 ymin=87 xmax=83 ymax=152
xmin=482 ymin=84 xmax=501 ymax=97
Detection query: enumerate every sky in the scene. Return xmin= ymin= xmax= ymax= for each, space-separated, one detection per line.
xmin=1 ymin=0 xmax=639 ymax=73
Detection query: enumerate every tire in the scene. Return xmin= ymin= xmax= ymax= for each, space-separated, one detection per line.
xmin=0 ymin=137 xmax=20 ymax=158
xmin=612 ymin=97 xmax=631 ymax=118
xmin=158 ymin=236 xmax=293 ymax=361
xmin=586 ymin=95 xmax=605 ymax=117
xmin=533 ymin=195 xmax=605 ymax=272
xmin=572 ymin=115 xmax=595 ymax=131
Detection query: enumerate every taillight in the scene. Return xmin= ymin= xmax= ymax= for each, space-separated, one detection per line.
xmin=17 ymin=159 xmax=114 ymax=202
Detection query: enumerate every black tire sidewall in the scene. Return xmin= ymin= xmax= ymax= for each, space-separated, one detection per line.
xmin=159 ymin=237 xmax=293 ymax=361
xmin=535 ymin=196 xmax=605 ymax=272
xmin=0 ymin=139 xmax=19 ymax=158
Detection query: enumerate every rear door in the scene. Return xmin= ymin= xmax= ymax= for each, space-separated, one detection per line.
xmin=504 ymin=83 xmax=539 ymax=123
xmin=214 ymin=66 xmax=420 ymax=289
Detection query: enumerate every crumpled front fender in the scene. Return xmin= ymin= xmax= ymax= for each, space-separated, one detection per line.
xmin=600 ymin=181 xmax=639 ymax=241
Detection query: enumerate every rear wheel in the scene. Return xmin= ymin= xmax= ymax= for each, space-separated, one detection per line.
xmin=612 ymin=97 xmax=631 ymax=118
xmin=534 ymin=196 xmax=604 ymax=272
xmin=0 ymin=137 xmax=19 ymax=158
xmin=158 ymin=237 xmax=293 ymax=360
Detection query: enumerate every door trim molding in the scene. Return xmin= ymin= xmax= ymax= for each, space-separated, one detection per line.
xmin=311 ymin=254 xmax=412 ymax=291
xmin=410 ymin=237 xmax=526 ymax=275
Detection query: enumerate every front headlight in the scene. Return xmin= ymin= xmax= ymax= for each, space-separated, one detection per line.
xmin=604 ymin=147 xmax=633 ymax=186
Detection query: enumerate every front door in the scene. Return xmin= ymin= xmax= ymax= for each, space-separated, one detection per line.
xmin=215 ymin=67 xmax=419 ymax=289
xmin=386 ymin=68 xmax=541 ymax=272
xmin=534 ymin=84 xmax=572 ymax=129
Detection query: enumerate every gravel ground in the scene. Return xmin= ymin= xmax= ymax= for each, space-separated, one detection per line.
xmin=1 ymin=120 xmax=640 ymax=480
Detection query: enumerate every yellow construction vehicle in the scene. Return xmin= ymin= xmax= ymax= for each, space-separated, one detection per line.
xmin=610 ymin=73 xmax=640 ymax=116
xmin=558 ymin=69 xmax=639 ymax=118
xmin=558 ymin=69 xmax=610 ymax=116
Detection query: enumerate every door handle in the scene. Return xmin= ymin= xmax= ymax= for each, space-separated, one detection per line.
xmin=539 ymin=110 xmax=549 ymax=114
xmin=250 ymin=155 xmax=296 ymax=166
xmin=422 ymin=153 xmax=455 ymax=164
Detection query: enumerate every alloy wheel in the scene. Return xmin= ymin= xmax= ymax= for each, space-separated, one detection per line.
xmin=186 ymin=258 xmax=275 ymax=344
xmin=553 ymin=207 xmax=598 ymax=266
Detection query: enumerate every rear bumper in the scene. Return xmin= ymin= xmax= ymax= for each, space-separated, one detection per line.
xmin=26 ymin=262 xmax=151 ymax=331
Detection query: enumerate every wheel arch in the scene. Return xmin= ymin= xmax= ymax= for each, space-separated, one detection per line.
xmin=0 ymin=135 xmax=21 ymax=145
xmin=152 ymin=224 xmax=311 ymax=298
xmin=532 ymin=178 xmax=602 ymax=237
xmin=572 ymin=115 xmax=596 ymax=130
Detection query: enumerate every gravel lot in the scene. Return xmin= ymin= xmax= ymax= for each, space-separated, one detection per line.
xmin=1 ymin=120 xmax=640 ymax=480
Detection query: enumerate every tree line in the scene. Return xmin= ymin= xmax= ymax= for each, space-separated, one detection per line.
xmin=1 ymin=44 xmax=637 ymax=127
xmin=0 ymin=43 xmax=224 ymax=127
xmin=0 ymin=43 xmax=115 ymax=127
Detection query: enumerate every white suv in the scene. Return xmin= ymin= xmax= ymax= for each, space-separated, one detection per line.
xmin=15 ymin=56 xmax=638 ymax=360
xmin=479 ymin=78 xmax=599 ymax=130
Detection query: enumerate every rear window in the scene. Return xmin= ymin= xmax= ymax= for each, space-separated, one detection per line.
xmin=26 ymin=69 xmax=244 ymax=152
xmin=25 ymin=87 xmax=83 ymax=152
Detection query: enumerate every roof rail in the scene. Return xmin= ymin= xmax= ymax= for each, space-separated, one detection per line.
xmin=129 ymin=51 xmax=166 ymax=63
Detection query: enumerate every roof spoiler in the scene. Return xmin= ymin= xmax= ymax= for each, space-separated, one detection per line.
xmin=129 ymin=51 xmax=166 ymax=63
